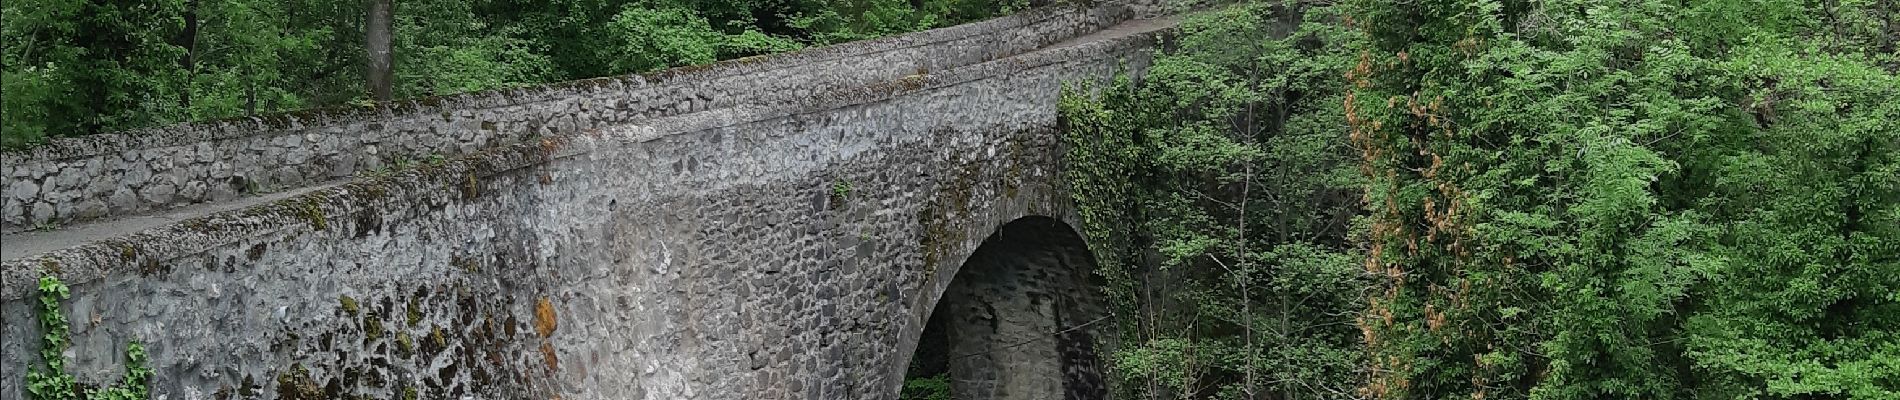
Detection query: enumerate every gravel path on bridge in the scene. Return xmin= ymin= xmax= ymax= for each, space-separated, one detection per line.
xmin=1 ymin=180 xmax=348 ymax=260
xmin=1044 ymin=15 xmax=1177 ymax=51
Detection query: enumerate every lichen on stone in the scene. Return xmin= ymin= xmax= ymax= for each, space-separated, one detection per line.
xmin=533 ymin=297 xmax=558 ymax=337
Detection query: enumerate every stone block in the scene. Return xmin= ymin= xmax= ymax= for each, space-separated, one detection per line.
xmin=6 ymin=180 xmax=37 ymax=202
xmin=141 ymin=181 xmax=178 ymax=205
xmin=108 ymin=188 xmax=139 ymax=213
xmin=28 ymin=201 xmax=53 ymax=224
xmin=73 ymin=200 xmax=107 ymax=219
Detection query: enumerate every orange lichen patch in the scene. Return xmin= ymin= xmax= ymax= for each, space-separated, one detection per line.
xmin=540 ymin=342 xmax=560 ymax=371
xmin=534 ymin=297 xmax=558 ymax=337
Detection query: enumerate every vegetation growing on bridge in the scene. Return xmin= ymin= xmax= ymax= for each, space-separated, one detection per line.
xmin=25 ymin=276 xmax=153 ymax=400
xmin=1064 ymin=0 xmax=1897 ymax=399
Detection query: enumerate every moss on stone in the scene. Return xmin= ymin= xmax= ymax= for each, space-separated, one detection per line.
xmin=916 ymin=156 xmax=987 ymax=291
xmin=246 ymin=243 xmax=268 ymax=261
xmin=395 ymin=331 xmax=414 ymax=357
xmin=298 ymin=197 xmax=329 ymax=231
xmin=451 ymin=255 xmax=480 ymax=273
xmin=38 ymin=258 xmax=61 ymax=274
xmin=138 ymin=256 xmax=168 ymax=276
xmin=364 ymin=314 xmax=385 ymax=340
xmin=1004 ymin=137 xmax=1027 ymax=198
xmin=338 ymin=295 xmax=361 ymax=316
xmin=406 ymin=297 xmax=424 ymax=327
xmin=181 ymin=218 xmax=213 ymax=233
xmin=895 ymin=74 xmax=930 ymax=92
xmin=239 ymin=374 xmax=259 ymax=398
xmin=358 ymin=181 xmax=390 ymax=200
xmin=276 ymin=364 xmax=322 ymax=400
xmin=460 ymin=173 xmax=481 ymax=199
xmin=918 ymin=206 xmax=943 ymax=273
xmin=734 ymin=54 xmax=771 ymax=64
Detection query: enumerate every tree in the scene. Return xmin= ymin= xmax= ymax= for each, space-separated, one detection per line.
xmin=1345 ymin=0 xmax=1900 ymax=398
xmin=3 ymin=0 xmax=1025 ymax=148
xmin=177 ymin=0 xmax=199 ymax=109
xmin=1061 ymin=2 xmax=1368 ymax=398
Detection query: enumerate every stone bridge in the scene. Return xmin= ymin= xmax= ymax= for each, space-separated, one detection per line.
xmin=0 ymin=4 xmax=1174 ymax=399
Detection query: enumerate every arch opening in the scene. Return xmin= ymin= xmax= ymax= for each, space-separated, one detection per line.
xmin=905 ymin=216 xmax=1108 ymax=400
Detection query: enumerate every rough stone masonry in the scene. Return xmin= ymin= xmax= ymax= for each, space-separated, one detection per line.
xmin=0 ymin=3 xmax=1174 ymax=399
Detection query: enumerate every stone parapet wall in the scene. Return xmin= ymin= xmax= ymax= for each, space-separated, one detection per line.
xmin=0 ymin=3 xmax=1135 ymax=233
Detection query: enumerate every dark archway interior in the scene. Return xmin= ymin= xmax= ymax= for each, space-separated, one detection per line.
xmin=907 ymin=217 xmax=1108 ymax=400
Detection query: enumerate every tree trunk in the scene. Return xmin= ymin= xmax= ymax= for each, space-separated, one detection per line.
xmin=365 ymin=0 xmax=393 ymax=101
xmin=178 ymin=0 xmax=199 ymax=110
xmin=246 ymin=80 xmax=257 ymax=115
xmin=1883 ymin=0 xmax=1897 ymax=72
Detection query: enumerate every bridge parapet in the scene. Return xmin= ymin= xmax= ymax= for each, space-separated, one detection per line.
xmin=1 ymin=3 xmax=1135 ymax=233
xmin=0 ymin=6 xmax=1175 ymax=399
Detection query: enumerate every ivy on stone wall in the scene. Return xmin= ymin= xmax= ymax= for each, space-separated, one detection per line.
xmin=24 ymin=276 xmax=153 ymax=400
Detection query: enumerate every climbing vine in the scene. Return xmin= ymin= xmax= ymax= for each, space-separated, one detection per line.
xmin=24 ymin=275 xmax=153 ymax=400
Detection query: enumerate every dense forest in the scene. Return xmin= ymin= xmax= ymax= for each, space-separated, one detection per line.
xmin=0 ymin=0 xmax=1023 ymax=147
xmin=4 ymin=0 xmax=1896 ymax=399
xmin=1063 ymin=0 xmax=1898 ymax=399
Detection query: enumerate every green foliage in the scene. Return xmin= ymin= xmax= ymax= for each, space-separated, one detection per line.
xmin=899 ymin=373 xmax=952 ymax=400
xmin=1 ymin=0 xmax=185 ymax=145
xmin=1345 ymin=0 xmax=1900 ymax=398
xmin=604 ymin=5 xmax=728 ymax=73
xmin=1068 ymin=1 xmax=1894 ymax=399
xmin=2 ymin=0 xmax=1021 ymax=147
xmin=395 ymin=2 xmax=555 ymax=96
xmin=832 ymin=179 xmax=854 ymax=199
xmin=1061 ymin=2 xmax=1367 ymax=398
xmin=788 ymin=0 xmax=1021 ymax=45
xmin=24 ymin=276 xmax=153 ymax=400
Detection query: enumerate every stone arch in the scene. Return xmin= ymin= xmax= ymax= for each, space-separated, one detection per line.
xmin=904 ymin=216 xmax=1109 ymax=400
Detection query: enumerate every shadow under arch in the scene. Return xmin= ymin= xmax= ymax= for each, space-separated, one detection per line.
xmin=906 ymin=216 xmax=1109 ymax=400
